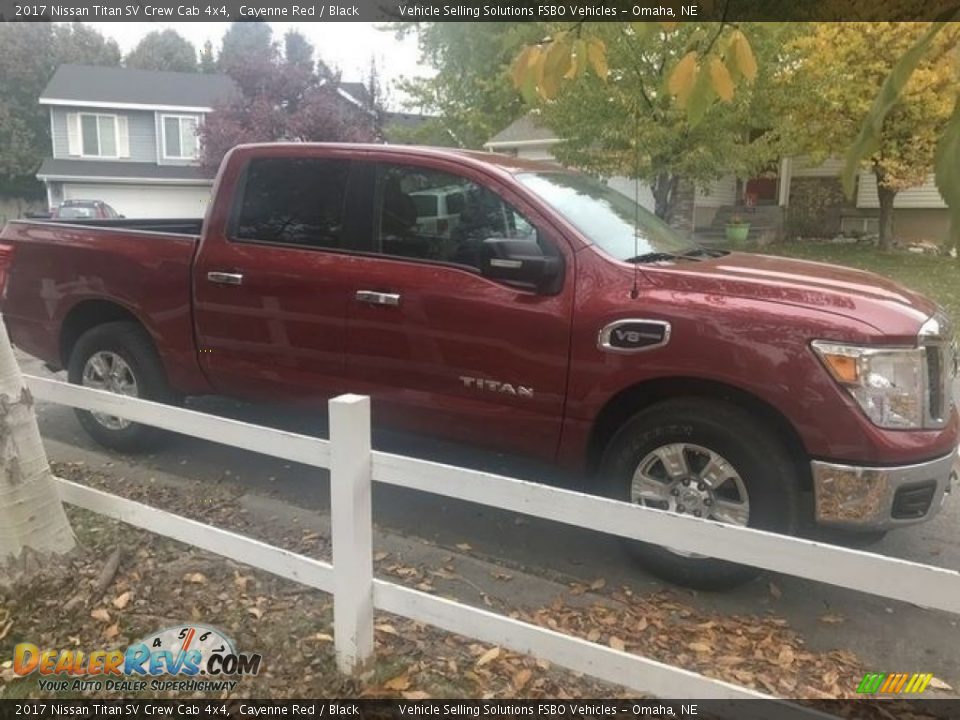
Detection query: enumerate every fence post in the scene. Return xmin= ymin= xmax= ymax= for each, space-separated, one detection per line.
xmin=329 ymin=394 xmax=374 ymax=674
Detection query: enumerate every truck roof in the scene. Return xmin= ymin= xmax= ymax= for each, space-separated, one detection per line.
xmin=230 ymin=142 xmax=568 ymax=176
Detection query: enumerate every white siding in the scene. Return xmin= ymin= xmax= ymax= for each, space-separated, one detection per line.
xmin=856 ymin=172 xmax=946 ymax=209
xmin=790 ymin=156 xmax=845 ymax=177
xmin=694 ymin=175 xmax=737 ymax=207
xmin=516 ymin=146 xmax=557 ymax=162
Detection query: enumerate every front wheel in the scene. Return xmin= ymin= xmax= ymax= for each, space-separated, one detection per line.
xmin=67 ymin=321 xmax=173 ymax=452
xmin=599 ymin=398 xmax=801 ymax=590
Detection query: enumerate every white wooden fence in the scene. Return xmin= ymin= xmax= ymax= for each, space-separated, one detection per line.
xmin=25 ymin=374 xmax=960 ymax=713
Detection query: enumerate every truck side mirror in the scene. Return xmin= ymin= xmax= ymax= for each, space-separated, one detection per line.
xmin=480 ymin=237 xmax=563 ymax=293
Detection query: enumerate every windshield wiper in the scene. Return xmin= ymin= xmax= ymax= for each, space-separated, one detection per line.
xmin=682 ymin=247 xmax=724 ymax=258
xmin=627 ymin=251 xmax=699 ymax=264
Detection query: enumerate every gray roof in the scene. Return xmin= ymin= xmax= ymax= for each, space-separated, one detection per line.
xmin=384 ymin=112 xmax=433 ymax=131
xmin=485 ymin=113 xmax=559 ymax=147
xmin=38 ymin=158 xmax=214 ymax=182
xmin=40 ymin=65 xmax=237 ymax=109
xmin=338 ymin=82 xmax=372 ymax=107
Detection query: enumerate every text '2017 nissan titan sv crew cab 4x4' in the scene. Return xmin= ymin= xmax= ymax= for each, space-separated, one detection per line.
xmin=2 ymin=144 xmax=957 ymax=588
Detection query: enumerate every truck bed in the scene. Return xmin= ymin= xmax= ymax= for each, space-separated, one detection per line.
xmin=0 ymin=217 xmax=207 ymax=393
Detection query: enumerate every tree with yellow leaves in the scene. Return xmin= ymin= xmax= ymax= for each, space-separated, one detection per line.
xmin=782 ymin=22 xmax=958 ymax=249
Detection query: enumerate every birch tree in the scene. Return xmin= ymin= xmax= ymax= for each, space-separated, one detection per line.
xmin=0 ymin=320 xmax=74 ymax=566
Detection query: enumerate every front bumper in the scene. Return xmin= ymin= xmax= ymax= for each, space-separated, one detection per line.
xmin=812 ymin=451 xmax=957 ymax=530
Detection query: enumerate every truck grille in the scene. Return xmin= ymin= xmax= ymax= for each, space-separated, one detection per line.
xmin=921 ymin=313 xmax=954 ymax=428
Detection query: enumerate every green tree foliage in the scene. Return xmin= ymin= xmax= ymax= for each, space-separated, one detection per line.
xmin=523 ymin=23 xmax=799 ymax=221
xmin=125 ymin=29 xmax=197 ymax=73
xmin=0 ymin=23 xmax=120 ymax=194
xmin=218 ymin=21 xmax=276 ymax=77
xmin=782 ymin=23 xmax=958 ymax=249
xmin=199 ymin=39 xmax=218 ymax=73
xmin=843 ymin=20 xmax=960 ymax=250
xmin=392 ymin=22 xmax=545 ymax=148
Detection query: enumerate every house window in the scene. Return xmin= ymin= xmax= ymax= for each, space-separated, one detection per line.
xmin=162 ymin=115 xmax=199 ymax=160
xmin=80 ymin=114 xmax=118 ymax=157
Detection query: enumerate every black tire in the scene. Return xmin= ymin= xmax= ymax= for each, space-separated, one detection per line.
xmin=67 ymin=321 xmax=173 ymax=452
xmin=599 ymin=398 xmax=801 ymax=590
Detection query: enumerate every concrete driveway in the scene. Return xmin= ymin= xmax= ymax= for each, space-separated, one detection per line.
xmin=19 ymin=351 xmax=960 ymax=693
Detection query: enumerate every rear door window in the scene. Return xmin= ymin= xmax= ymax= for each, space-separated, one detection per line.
xmin=233 ymin=157 xmax=352 ymax=250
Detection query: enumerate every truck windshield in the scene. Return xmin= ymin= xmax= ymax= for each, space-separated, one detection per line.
xmin=516 ymin=172 xmax=701 ymax=261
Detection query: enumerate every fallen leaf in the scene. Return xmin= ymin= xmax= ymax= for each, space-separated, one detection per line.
xmin=402 ymin=691 xmax=431 ymax=700
xmin=184 ymin=572 xmax=207 ymax=585
xmin=247 ymin=607 xmax=263 ymax=620
xmin=90 ymin=608 xmax=111 ymax=623
xmin=384 ymin=675 xmax=411 ymax=691
xmin=590 ymin=578 xmax=606 ymax=591
xmin=311 ymin=633 xmax=333 ymax=642
xmin=768 ymin=582 xmax=782 ymax=599
xmin=374 ymin=552 xmax=389 ymax=562
xmin=491 ymin=571 xmax=513 ymax=581
xmin=688 ymin=642 xmax=712 ymax=653
xmin=819 ymin=613 xmax=845 ymax=624
xmin=777 ymin=646 xmax=795 ymax=666
xmin=375 ymin=624 xmax=398 ymax=635
xmin=513 ymin=668 xmax=532 ymax=690
xmin=636 ymin=617 xmax=649 ymax=632
xmin=608 ymin=636 xmax=625 ymax=652
xmin=586 ymin=629 xmax=601 ymax=643
xmin=455 ymin=543 xmax=472 ymax=551
xmin=476 ymin=646 xmax=500 ymax=667
xmin=104 ymin=623 xmax=120 ymax=639
xmin=112 ymin=591 xmax=132 ymax=610
xmin=930 ymin=677 xmax=954 ymax=691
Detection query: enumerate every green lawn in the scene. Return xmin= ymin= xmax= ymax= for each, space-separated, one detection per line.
xmin=753 ymin=241 xmax=960 ymax=326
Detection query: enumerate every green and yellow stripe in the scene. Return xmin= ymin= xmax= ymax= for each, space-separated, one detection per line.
xmin=857 ymin=672 xmax=933 ymax=694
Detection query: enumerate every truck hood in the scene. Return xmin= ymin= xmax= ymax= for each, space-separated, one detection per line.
xmin=642 ymin=251 xmax=938 ymax=340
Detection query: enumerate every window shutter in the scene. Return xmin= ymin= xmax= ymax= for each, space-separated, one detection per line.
xmin=117 ymin=116 xmax=130 ymax=158
xmin=66 ymin=113 xmax=81 ymax=156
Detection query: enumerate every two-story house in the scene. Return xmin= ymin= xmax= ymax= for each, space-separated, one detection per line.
xmin=37 ymin=64 xmax=237 ymax=218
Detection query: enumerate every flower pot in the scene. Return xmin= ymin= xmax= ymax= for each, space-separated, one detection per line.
xmin=725 ymin=223 xmax=751 ymax=244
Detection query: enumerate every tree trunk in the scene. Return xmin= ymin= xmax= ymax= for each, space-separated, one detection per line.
xmin=876 ymin=179 xmax=897 ymax=251
xmin=651 ymin=172 xmax=679 ymax=223
xmin=0 ymin=318 xmax=74 ymax=564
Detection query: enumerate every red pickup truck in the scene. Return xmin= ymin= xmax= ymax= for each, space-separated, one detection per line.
xmin=2 ymin=143 xmax=957 ymax=588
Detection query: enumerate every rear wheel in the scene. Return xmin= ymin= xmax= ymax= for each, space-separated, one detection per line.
xmin=599 ymin=398 xmax=801 ymax=590
xmin=67 ymin=321 xmax=172 ymax=452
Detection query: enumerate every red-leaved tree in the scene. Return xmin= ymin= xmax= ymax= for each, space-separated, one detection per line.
xmin=199 ymin=27 xmax=376 ymax=172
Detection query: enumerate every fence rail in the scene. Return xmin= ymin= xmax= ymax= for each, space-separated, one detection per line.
xmin=24 ymin=373 xmax=960 ymax=710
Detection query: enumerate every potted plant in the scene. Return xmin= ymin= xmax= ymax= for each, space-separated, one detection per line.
xmin=725 ymin=214 xmax=751 ymax=244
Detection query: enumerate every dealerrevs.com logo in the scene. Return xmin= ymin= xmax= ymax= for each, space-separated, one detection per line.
xmin=14 ymin=624 xmax=261 ymax=693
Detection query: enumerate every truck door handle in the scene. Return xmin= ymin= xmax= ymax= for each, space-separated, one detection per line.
xmin=207 ymin=271 xmax=244 ymax=286
xmin=356 ymin=290 xmax=401 ymax=307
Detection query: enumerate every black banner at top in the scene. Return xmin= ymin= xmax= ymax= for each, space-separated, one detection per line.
xmin=0 ymin=0 xmax=959 ymax=22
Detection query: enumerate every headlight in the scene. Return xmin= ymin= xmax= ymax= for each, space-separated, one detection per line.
xmin=811 ymin=341 xmax=926 ymax=429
